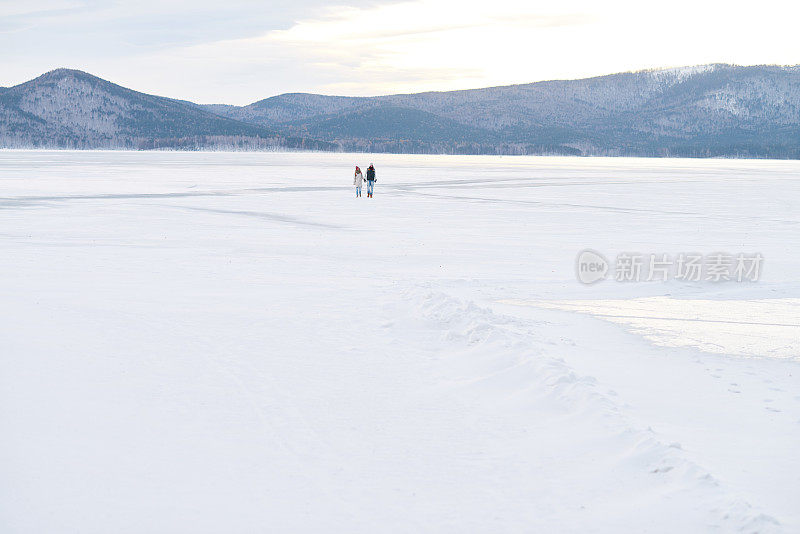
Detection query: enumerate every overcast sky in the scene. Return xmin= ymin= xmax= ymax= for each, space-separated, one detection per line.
xmin=2 ymin=0 xmax=799 ymax=104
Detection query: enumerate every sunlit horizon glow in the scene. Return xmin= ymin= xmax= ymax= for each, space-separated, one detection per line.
xmin=3 ymin=0 xmax=800 ymax=104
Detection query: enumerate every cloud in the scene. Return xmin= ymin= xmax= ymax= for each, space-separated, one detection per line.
xmin=0 ymin=0 xmax=85 ymax=18
xmin=2 ymin=0 xmax=800 ymax=103
xmin=111 ymin=0 xmax=600 ymax=102
xmin=137 ymin=0 xmax=603 ymax=100
xmin=0 ymin=1 xmax=402 ymax=82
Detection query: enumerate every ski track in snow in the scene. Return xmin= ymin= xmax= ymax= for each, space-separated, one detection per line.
xmin=1 ymin=150 xmax=799 ymax=533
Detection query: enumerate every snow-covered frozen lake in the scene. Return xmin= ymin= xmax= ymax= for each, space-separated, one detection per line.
xmin=1 ymin=150 xmax=799 ymax=532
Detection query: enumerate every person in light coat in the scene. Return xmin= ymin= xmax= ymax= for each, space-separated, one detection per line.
xmin=354 ymin=166 xmax=364 ymax=197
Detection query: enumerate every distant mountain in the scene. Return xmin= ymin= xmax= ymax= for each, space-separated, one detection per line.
xmin=206 ymin=64 xmax=800 ymax=157
xmin=0 ymin=69 xmax=333 ymax=150
xmin=3 ymin=65 xmax=800 ymax=157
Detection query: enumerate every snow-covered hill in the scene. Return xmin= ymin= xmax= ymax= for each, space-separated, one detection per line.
xmin=3 ymin=64 xmax=800 ymax=156
xmin=0 ymin=69 xmax=333 ymax=150
xmin=210 ymin=64 xmax=800 ymax=156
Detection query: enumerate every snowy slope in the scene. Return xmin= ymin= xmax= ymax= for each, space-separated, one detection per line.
xmin=0 ymin=70 xmax=333 ymax=151
xmin=207 ymin=64 xmax=800 ymax=156
xmin=0 ymin=151 xmax=798 ymax=532
xmin=6 ymin=64 xmax=800 ymax=156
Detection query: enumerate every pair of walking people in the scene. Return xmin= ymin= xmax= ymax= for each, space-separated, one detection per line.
xmin=354 ymin=164 xmax=376 ymax=198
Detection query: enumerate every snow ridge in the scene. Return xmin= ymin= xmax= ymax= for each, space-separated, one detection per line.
xmin=648 ymin=64 xmax=718 ymax=85
xmin=410 ymin=288 xmax=781 ymax=533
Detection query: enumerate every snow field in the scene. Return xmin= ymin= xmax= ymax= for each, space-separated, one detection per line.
xmin=1 ymin=150 xmax=798 ymax=532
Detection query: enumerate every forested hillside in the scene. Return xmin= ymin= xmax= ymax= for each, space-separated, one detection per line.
xmin=207 ymin=64 xmax=800 ymax=157
xmin=0 ymin=69 xmax=333 ymax=151
xmin=3 ymin=65 xmax=800 ymax=157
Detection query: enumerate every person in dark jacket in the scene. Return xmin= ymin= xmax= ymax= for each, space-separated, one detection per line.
xmin=366 ymin=164 xmax=376 ymax=198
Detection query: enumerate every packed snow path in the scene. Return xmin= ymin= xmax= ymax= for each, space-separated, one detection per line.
xmin=1 ymin=151 xmax=799 ymax=533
